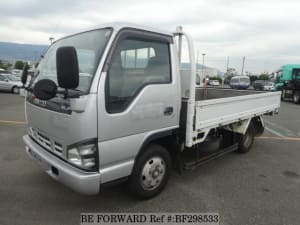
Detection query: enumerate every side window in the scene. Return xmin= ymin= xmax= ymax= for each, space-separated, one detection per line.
xmin=121 ymin=47 xmax=155 ymax=69
xmin=293 ymin=69 xmax=300 ymax=80
xmin=0 ymin=75 xmax=5 ymax=81
xmin=107 ymin=38 xmax=171 ymax=113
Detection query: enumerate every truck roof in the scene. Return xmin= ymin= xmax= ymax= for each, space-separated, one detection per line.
xmin=279 ymin=64 xmax=300 ymax=70
xmin=67 ymin=22 xmax=173 ymax=39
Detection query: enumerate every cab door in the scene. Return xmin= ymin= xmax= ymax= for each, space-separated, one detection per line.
xmin=97 ymin=29 xmax=179 ymax=182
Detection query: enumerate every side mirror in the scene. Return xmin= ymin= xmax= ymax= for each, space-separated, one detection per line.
xmin=33 ymin=79 xmax=57 ymax=100
xmin=56 ymin=46 xmax=79 ymax=89
xmin=196 ymin=74 xmax=200 ymax=85
xmin=21 ymin=63 xmax=30 ymax=86
xmin=5 ymin=79 xmax=9 ymax=82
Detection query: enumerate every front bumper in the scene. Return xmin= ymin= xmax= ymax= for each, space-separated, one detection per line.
xmin=23 ymin=135 xmax=100 ymax=195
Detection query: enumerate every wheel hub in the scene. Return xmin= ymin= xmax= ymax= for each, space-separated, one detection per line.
xmin=243 ymin=132 xmax=251 ymax=147
xmin=141 ymin=157 xmax=166 ymax=190
xmin=293 ymin=93 xmax=299 ymax=103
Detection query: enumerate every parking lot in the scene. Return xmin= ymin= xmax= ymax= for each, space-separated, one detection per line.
xmin=0 ymin=93 xmax=299 ymax=225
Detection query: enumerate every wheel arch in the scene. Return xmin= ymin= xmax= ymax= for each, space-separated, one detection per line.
xmin=136 ymin=129 xmax=177 ymax=161
xmin=221 ymin=116 xmax=264 ymax=137
xmin=11 ymin=85 xmax=19 ymax=93
xmin=251 ymin=116 xmax=264 ymax=136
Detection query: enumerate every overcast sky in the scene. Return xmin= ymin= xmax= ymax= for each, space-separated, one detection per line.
xmin=0 ymin=0 xmax=300 ymax=73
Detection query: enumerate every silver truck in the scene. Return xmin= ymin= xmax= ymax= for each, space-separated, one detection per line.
xmin=22 ymin=23 xmax=281 ymax=199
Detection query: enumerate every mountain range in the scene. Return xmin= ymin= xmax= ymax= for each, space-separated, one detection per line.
xmin=0 ymin=41 xmax=223 ymax=76
xmin=0 ymin=42 xmax=48 ymax=62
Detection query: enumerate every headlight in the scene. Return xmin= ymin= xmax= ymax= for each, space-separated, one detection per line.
xmin=67 ymin=141 xmax=98 ymax=171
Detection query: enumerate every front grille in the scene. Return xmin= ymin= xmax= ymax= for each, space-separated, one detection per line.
xmin=36 ymin=132 xmax=51 ymax=149
xmin=30 ymin=127 xmax=63 ymax=156
xmin=54 ymin=142 xmax=63 ymax=154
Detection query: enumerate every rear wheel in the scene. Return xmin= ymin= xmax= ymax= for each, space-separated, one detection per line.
xmin=236 ymin=123 xmax=255 ymax=153
xmin=128 ymin=144 xmax=171 ymax=199
xmin=293 ymin=91 xmax=300 ymax=104
xmin=12 ymin=86 xmax=20 ymax=94
xmin=281 ymin=88 xmax=287 ymax=101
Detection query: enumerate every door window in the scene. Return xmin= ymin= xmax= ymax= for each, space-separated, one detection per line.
xmin=292 ymin=69 xmax=300 ymax=80
xmin=106 ymin=38 xmax=171 ymax=113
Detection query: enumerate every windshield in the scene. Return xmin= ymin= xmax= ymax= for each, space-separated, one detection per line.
xmin=293 ymin=69 xmax=300 ymax=80
xmin=240 ymin=78 xmax=249 ymax=83
xmin=231 ymin=78 xmax=238 ymax=83
xmin=0 ymin=70 xmax=10 ymax=74
xmin=34 ymin=28 xmax=112 ymax=93
xmin=7 ymin=75 xmax=20 ymax=81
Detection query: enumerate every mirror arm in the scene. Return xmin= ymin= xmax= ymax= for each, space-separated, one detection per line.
xmin=56 ymin=89 xmax=80 ymax=99
xmin=64 ymin=89 xmax=68 ymax=99
xmin=21 ymin=85 xmax=33 ymax=93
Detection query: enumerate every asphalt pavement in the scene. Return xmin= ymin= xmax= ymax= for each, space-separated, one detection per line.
xmin=0 ymin=93 xmax=299 ymax=225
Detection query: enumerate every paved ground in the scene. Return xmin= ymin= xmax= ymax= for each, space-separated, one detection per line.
xmin=0 ymin=93 xmax=299 ymax=225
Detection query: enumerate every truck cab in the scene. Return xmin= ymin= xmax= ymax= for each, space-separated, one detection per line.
xmin=277 ymin=64 xmax=300 ymax=103
xmin=23 ymin=23 xmax=182 ymax=198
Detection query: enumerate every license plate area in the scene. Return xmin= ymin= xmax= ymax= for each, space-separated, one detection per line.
xmin=27 ymin=147 xmax=45 ymax=167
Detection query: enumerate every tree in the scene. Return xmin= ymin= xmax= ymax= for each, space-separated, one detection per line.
xmin=0 ymin=60 xmax=12 ymax=70
xmin=224 ymin=74 xmax=234 ymax=84
xmin=249 ymin=75 xmax=258 ymax=84
xmin=14 ymin=61 xmax=25 ymax=70
xmin=226 ymin=67 xmax=238 ymax=76
xmin=259 ymin=74 xmax=270 ymax=80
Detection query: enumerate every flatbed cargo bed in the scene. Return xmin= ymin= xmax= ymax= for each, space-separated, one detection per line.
xmin=183 ymin=87 xmax=281 ymax=146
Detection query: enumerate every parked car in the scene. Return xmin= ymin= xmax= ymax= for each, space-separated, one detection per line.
xmin=11 ymin=69 xmax=23 ymax=77
xmin=263 ymin=82 xmax=275 ymax=91
xmin=0 ymin=74 xmax=22 ymax=93
xmin=0 ymin=68 xmax=10 ymax=74
xmin=253 ymin=80 xmax=267 ymax=90
xmin=209 ymin=80 xmax=220 ymax=86
xmin=253 ymin=80 xmax=275 ymax=91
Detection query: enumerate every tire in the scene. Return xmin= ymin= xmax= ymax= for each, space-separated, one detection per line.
xmin=12 ymin=86 xmax=20 ymax=94
xmin=281 ymin=88 xmax=287 ymax=101
xmin=128 ymin=144 xmax=172 ymax=199
xmin=293 ymin=91 xmax=300 ymax=104
xmin=236 ymin=123 xmax=255 ymax=153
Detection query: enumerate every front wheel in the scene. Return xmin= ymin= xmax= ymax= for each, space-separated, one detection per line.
xmin=281 ymin=88 xmax=287 ymax=101
xmin=12 ymin=86 xmax=20 ymax=94
xmin=128 ymin=144 xmax=171 ymax=199
xmin=293 ymin=91 xmax=300 ymax=104
xmin=236 ymin=123 xmax=255 ymax=153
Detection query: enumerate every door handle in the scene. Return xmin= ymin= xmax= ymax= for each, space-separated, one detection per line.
xmin=164 ymin=107 xmax=173 ymax=116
